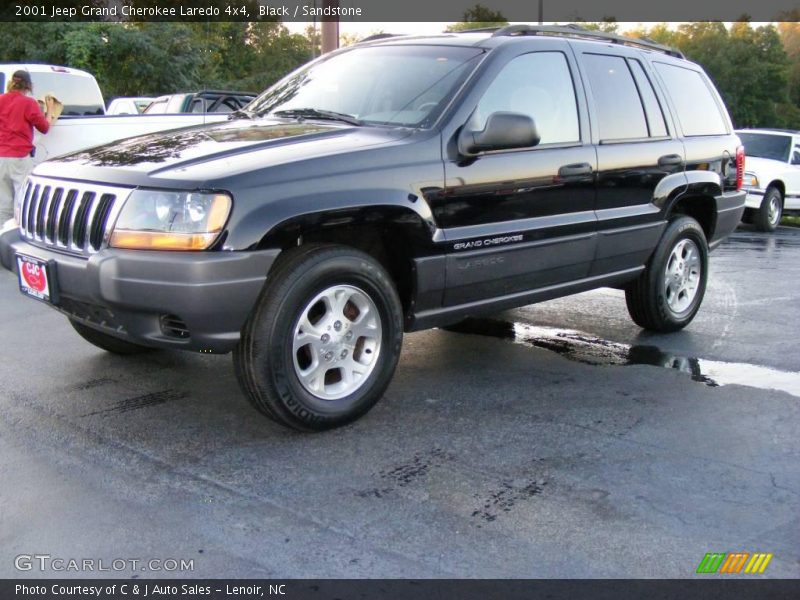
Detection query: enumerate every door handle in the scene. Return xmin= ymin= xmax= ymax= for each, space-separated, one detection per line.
xmin=658 ymin=154 xmax=684 ymax=167
xmin=558 ymin=163 xmax=593 ymax=177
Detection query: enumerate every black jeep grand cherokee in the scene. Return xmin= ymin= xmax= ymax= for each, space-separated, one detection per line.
xmin=0 ymin=26 xmax=746 ymax=431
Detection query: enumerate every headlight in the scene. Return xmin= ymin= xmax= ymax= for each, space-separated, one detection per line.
xmin=109 ymin=190 xmax=232 ymax=251
xmin=742 ymin=173 xmax=759 ymax=188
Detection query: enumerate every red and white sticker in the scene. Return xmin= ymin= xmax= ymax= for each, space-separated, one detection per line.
xmin=16 ymin=255 xmax=51 ymax=301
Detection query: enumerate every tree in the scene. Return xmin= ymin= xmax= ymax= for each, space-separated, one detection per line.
xmin=629 ymin=22 xmax=798 ymax=130
xmin=446 ymin=4 xmax=508 ymax=32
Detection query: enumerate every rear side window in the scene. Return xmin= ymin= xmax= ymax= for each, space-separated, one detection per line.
xmin=654 ymin=62 xmax=727 ymax=136
xmin=583 ymin=54 xmax=648 ymax=142
xmin=628 ymin=60 xmax=668 ymax=137
xmin=471 ymin=51 xmax=580 ymax=145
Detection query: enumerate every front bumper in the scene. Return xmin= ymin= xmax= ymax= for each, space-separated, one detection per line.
xmin=743 ymin=188 xmax=765 ymax=210
xmin=1 ymin=228 xmax=279 ymax=353
xmin=710 ymin=190 xmax=746 ymax=250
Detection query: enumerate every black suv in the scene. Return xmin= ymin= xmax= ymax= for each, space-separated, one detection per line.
xmin=0 ymin=26 xmax=746 ymax=431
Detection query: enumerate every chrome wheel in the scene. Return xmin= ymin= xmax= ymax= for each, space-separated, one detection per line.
xmin=768 ymin=194 xmax=781 ymax=227
xmin=663 ymin=239 xmax=701 ymax=315
xmin=292 ymin=284 xmax=382 ymax=400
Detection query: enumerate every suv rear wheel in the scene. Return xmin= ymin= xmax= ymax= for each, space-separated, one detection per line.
xmin=233 ymin=244 xmax=403 ymax=431
xmin=755 ymin=186 xmax=783 ymax=232
xmin=625 ymin=216 xmax=708 ymax=332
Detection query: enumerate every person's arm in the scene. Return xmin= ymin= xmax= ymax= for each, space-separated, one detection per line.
xmin=27 ymin=98 xmax=52 ymax=134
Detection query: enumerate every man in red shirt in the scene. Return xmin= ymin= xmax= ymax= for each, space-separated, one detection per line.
xmin=0 ymin=70 xmax=57 ymax=226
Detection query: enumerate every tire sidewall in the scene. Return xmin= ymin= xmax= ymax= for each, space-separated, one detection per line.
xmin=650 ymin=218 xmax=709 ymax=329
xmin=761 ymin=187 xmax=782 ymax=231
xmin=258 ymin=251 xmax=402 ymax=429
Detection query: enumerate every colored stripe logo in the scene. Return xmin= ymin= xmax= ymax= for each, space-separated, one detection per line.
xmin=696 ymin=552 xmax=773 ymax=574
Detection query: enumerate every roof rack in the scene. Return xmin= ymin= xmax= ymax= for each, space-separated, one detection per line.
xmin=491 ymin=24 xmax=685 ymax=59
xmin=358 ymin=33 xmax=402 ymax=43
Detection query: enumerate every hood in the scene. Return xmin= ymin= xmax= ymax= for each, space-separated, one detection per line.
xmin=35 ymin=118 xmax=414 ymax=186
xmin=744 ymin=156 xmax=791 ymax=176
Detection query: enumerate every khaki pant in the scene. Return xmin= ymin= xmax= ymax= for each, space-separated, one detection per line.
xmin=0 ymin=156 xmax=33 ymax=226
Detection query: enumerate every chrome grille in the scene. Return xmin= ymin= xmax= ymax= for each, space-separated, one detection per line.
xmin=19 ymin=176 xmax=132 ymax=256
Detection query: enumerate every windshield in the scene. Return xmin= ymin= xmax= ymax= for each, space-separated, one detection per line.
xmin=247 ymin=45 xmax=484 ymax=127
xmin=29 ymin=72 xmax=105 ymax=116
xmin=738 ymin=133 xmax=792 ymax=162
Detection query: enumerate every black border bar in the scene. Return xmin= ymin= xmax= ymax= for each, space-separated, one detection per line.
xmin=4 ymin=579 xmax=800 ymax=600
xmin=2 ymin=0 xmax=799 ymax=23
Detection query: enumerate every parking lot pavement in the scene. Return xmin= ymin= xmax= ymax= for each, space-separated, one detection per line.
xmin=1 ymin=226 xmax=798 ymax=579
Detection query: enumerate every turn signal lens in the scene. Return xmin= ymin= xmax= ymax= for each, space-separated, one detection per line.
xmin=110 ymin=191 xmax=232 ymax=251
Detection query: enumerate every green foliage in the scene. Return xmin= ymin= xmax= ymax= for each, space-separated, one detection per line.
xmin=0 ymin=20 xmax=313 ymax=102
xmin=629 ymin=22 xmax=799 ymax=130
xmin=446 ymin=4 xmax=508 ymax=32
xmin=574 ymin=19 xmax=619 ymax=34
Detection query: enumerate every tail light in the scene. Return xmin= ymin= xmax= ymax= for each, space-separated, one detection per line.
xmin=736 ymin=145 xmax=745 ymax=190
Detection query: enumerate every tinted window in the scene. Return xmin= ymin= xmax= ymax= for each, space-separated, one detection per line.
xmin=584 ymin=54 xmax=647 ymax=141
xmin=472 ymin=52 xmax=580 ymax=145
xmin=738 ymin=133 xmax=791 ymax=161
xmin=654 ymin=62 xmax=727 ymax=136
xmin=628 ymin=60 xmax=668 ymax=137
xmin=29 ymin=72 xmax=104 ymax=115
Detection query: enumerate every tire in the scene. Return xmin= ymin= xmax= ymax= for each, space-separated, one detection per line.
xmin=755 ymin=186 xmax=783 ymax=232
xmin=70 ymin=320 xmax=155 ymax=355
xmin=625 ymin=216 xmax=709 ymax=333
xmin=233 ymin=244 xmax=404 ymax=432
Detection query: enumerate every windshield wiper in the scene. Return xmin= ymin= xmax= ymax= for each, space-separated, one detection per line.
xmin=228 ymin=108 xmax=257 ymax=120
xmin=272 ymin=108 xmax=362 ymax=126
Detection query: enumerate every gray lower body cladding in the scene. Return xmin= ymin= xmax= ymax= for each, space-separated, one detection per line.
xmin=0 ymin=228 xmax=278 ymax=353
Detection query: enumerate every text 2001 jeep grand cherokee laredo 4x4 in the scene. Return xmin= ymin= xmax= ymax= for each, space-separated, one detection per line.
xmin=1 ymin=26 xmax=746 ymax=431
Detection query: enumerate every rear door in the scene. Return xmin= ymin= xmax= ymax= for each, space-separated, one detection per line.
xmin=437 ymin=41 xmax=597 ymax=306
xmin=575 ymin=46 xmax=684 ymax=276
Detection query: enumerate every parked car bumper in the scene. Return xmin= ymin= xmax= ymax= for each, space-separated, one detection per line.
xmin=0 ymin=227 xmax=278 ymax=353
xmin=743 ymin=187 xmax=765 ymax=210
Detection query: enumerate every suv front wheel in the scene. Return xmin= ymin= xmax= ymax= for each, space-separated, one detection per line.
xmin=233 ymin=244 xmax=404 ymax=431
xmin=625 ymin=216 xmax=709 ymax=332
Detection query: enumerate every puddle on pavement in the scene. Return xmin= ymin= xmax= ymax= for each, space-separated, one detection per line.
xmin=719 ymin=228 xmax=800 ymax=252
xmin=443 ymin=318 xmax=800 ymax=399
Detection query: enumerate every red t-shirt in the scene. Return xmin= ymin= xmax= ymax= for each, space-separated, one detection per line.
xmin=0 ymin=91 xmax=50 ymax=157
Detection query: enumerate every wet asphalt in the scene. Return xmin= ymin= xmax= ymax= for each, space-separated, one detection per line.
xmin=0 ymin=225 xmax=798 ymax=579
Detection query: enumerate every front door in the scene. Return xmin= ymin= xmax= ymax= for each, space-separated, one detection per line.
xmin=434 ymin=48 xmax=597 ymax=307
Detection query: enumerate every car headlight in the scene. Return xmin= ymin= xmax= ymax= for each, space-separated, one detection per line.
xmin=109 ymin=190 xmax=232 ymax=251
xmin=742 ymin=172 xmax=759 ymax=188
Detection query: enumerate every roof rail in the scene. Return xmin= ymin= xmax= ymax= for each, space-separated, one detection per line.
xmin=491 ymin=24 xmax=684 ymax=59
xmin=358 ymin=33 xmax=402 ymax=43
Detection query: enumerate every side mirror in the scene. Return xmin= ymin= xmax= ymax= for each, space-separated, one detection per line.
xmin=458 ymin=111 xmax=540 ymax=157
xmin=792 ymin=151 xmax=800 ymax=166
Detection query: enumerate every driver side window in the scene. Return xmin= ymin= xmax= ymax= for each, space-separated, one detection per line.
xmin=792 ymin=147 xmax=800 ymax=165
xmin=471 ymin=52 xmax=580 ymax=145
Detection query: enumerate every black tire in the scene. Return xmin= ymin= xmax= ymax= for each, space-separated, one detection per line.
xmin=625 ymin=216 xmax=709 ymax=333
xmin=755 ymin=186 xmax=783 ymax=232
xmin=741 ymin=207 xmax=755 ymax=225
xmin=233 ymin=244 xmax=404 ymax=432
xmin=70 ymin=320 xmax=155 ymax=355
